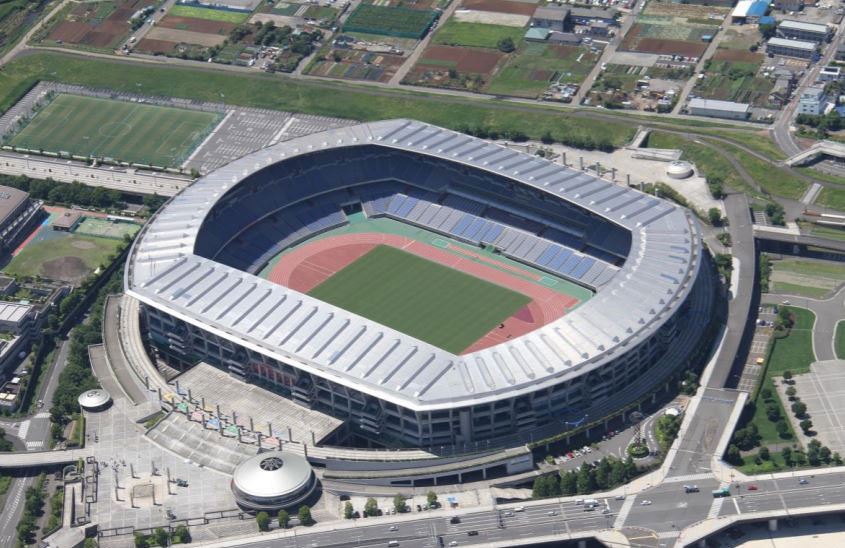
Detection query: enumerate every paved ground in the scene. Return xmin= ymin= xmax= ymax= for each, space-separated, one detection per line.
xmin=735 ymin=304 xmax=777 ymax=393
xmin=787 ymin=360 xmax=845 ymax=455
xmin=762 ymin=285 xmax=845 ymax=364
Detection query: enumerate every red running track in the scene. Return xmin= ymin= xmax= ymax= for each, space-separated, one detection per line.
xmin=266 ymin=233 xmax=580 ymax=354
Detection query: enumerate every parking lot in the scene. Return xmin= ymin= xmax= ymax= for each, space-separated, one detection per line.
xmin=789 ymin=360 xmax=845 ymax=455
xmin=735 ymin=305 xmax=777 ymax=393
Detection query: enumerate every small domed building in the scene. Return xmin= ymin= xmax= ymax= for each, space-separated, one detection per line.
xmin=231 ymin=451 xmax=317 ymax=511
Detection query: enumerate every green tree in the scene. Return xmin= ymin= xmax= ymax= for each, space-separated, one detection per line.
xmin=776 ymin=420 xmax=790 ymax=438
xmin=173 ymin=526 xmax=190 ymax=544
xmin=134 ymin=533 xmax=148 ymax=548
xmin=278 ymin=509 xmax=289 ymax=529
xmin=791 ymin=401 xmax=807 ymax=418
xmin=497 ymin=37 xmax=516 ymax=53
xmin=766 ymin=402 xmax=781 ymax=422
xmin=343 ymin=501 xmax=354 ymax=520
xmin=758 ymin=446 xmax=770 ymax=461
xmin=393 ymin=494 xmax=407 ymax=514
xmin=84 ymin=538 xmax=98 ymax=548
xmin=256 ymin=511 xmax=270 ymax=532
xmin=532 ymin=475 xmax=549 ymax=498
xmin=364 ymin=497 xmax=379 ymax=517
xmin=594 ymin=458 xmax=613 ymax=490
xmin=785 ymin=386 xmax=797 ymax=399
xmin=560 ymin=471 xmax=577 ymax=495
xmin=761 ymin=388 xmax=772 ymax=400
xmin=726 ymin=444 xmax=742 ymax=465
xmin=298 ymin=505 xmax=313 ymax=526
xmin=783 ymin=370 xmax=793 ymax=382
xmin=708 ymin=207 xmax=723 ymax=226
xmin=800 ymin=418 xmax=813 ymax=433
xmin=782 ymin=446 xmax=793 ymax=466
xmin=427 ymin=491 xmax=438 ymax=508
xmin=154 ymin=528 xmax=168 ymax=547
xmin=576 ymin=463 xmax=597 ymax=494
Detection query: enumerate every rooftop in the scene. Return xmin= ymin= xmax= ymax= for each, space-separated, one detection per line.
xmin=0 ymin=302 xmax=32 ymax=324
xmin=532 ymin=5 xmax=568 ymax=21
xmin=570 ymin=6 xmax=617 ymax=18
xmin=688 ymin=98 xmax=750 ymax=113
xmin=52 ymin=209 xmax=83 ymax=229
xmin=231 ymin=451 xmax=313 ymax=500
xmin=0 ymin=186 xmax=28 ymax=226
xmin=732 ymin=0 xmax=768 ymax=17
xmin=525 ymin=27 xmax=551 ymax=40
xmin=767 ymin=37 xmax=817 ymax=50
xmin=779 ymin=19 xmax=828 ymax=33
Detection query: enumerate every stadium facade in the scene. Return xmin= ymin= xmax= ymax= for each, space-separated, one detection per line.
xmin=126 ymin=120 xmax=705 ymax=448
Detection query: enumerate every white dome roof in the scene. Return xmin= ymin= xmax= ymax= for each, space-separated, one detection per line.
xmin=232 ymin=451 xmax=313 ymax=500
xmin=666 ymin=161 xmax=694 ymax=179
xmin=77 ymin=389 xmax=111 ymax=409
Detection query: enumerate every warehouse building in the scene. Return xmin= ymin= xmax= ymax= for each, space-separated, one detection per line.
xmin=766 ymin=37 xmax=818 ymax=59
xmin=530 ymin=6 xmax=569 ymax=32
xmin=730 ymin=0 xmax=769 ymax=24
xmin=688 ymin=98 xmax=750 ymax=120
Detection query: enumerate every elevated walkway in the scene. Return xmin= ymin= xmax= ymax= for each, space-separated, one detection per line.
xmin=785 ymin=140 xmax=845 ymax=166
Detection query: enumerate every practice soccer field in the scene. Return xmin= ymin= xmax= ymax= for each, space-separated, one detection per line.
xmin=308 ymin=245 xmax=531 ymax=353
xmin=9 ymin=94 xmax=222 ymax=167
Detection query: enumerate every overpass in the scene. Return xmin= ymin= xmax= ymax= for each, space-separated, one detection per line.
xmin=753 ymin=227 xmax=845 ymax=254
xmin=0 ymin=448 xmax=91 ymax=468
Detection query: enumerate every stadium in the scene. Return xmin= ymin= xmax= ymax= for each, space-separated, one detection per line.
xmin=125 ymin=119 xmax=707 ymax=449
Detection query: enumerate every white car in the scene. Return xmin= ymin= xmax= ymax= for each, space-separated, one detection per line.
xmin=640 ymin=500 xmax=652 ymax=506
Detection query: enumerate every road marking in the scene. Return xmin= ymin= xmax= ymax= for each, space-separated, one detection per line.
xmin=17 ymin=420 xmax=29 ymax=439
xmin=707 ymin=497 xmax=725 ymax=519
xmin=732 ymin=497 xmax=742 ymax=515
xmin=613 ymin=496 xmax=635 ymax=528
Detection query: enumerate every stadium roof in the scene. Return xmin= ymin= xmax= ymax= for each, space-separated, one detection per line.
xmin=767 ymin=37 xmax=817 ymax=51
xmin=126 ymin=120 xmax=702 ymax=411
xmin=779 ymin=19 xmax=828 ymax=33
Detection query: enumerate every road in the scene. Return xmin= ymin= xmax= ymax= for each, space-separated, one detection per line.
xmin=761 ymin=285 xmax=845 ymax=363
xmin=0 ymin=338 xmax=70 ymax=546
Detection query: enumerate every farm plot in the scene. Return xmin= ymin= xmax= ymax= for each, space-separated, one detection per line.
xmin=157 ymin=15 xmax=238 ymax=35
xmin=404 ymin=45 xmax=505 ymax=91
xmin=433 ymin=21 xmax=524 ymax=49
xmin=168 ymin=4 xmax=251 ymax=23
xmin=487 ymin=42 xmax=599 ymax=98
xmin=144 ymin=26 xmax=227 ymax=47
xmin=619 ymin=16 xmax=718 ymax=58
xmin=307 ymin=49 xmax=405 ymax=82
xmin=694 ymin=57 xmax=772 ymax=107
xmin=344 ymin=4 xmax=438 ymax=39
xmin=39 ymin=0 xmax=154 ymax=51
xmin=452 ymin=9 xmax=529 ymax=26
xmin=461 ymin=0 xmax=538 ymax=15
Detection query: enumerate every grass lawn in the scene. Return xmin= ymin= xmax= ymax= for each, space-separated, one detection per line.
xmin=9 ymin=94 xmax=221 ymax=167
xmin=168 ymin=4 xmax=250 ymax=23
xmin=0 ymin=53 xmax=633 ymax=150
xmin=809 ymin=223 xmax=845 ymax=242
xmin=308 ymin=245 xmax=530 ymax=353
xmin=0 ymin=475 xmax=10 ymax=495
xmin=746 ymin=307 xmax=815 ymax=445
xmin=835 ymin=321 xmax=845 ymax=360
xmin=815 ymin=187 xmax=845 ymax=211
xmin=4 ymin=235 xmax=122 ymax=283
xmin=487 ymin=42 xmax=598 ymax=98
xmin=771 ymin=259 xmax=845 ymax=298
xmin=772 ymin=282 xmax=828 ymax=299
xmin=432 ymin=21 xmax=524 ymax=49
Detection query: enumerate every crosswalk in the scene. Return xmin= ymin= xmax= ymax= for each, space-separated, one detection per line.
xmin=17 ymin=420 xmax=29 ymax=439
xmin=706 ymin=497 xmax=725 ymax=519
xmin=613 ymin=496 xmax=635 ymax=528
xmin=26 ymin=441 xmax=44 ymax=449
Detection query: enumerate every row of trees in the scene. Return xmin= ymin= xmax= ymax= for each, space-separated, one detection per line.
xmin=0 ymin=175 xmax=124 ymax=210
xmin=257 ymin=506 xmax=313 ymax=531
xmin=15 ymin=473 xmax=46 ymax=547
xmin=133 ymin=525 xmax=191 ymax=547
xmin=344 ymin=492 xmax=438 ymax=519
xmin=531 ymin=456 xmax=640 ymax=499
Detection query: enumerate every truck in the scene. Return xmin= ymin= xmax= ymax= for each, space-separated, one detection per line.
xmin=712 ymin=487 xmax=731 ymax=498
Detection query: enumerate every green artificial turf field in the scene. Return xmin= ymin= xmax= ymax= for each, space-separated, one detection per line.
xmin=9 ymin=94 xmax=221 ymax=167
xmin=308 ymin=245 xmax=531 ymax=353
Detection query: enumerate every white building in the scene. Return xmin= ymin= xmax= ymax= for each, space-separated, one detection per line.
xmin=798 ymin=85 xmax=827 ymax=116
xmin=688 ymin=98 xmax=750 ymax=120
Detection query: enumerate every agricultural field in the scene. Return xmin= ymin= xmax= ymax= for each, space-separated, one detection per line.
xmin=586 ymin=63 xmax=690 ymax=110
xmin=770 ymin=259 xmax=845 ymax=299
xmin=432 ymin=21 xmax=524 ymax=49
xmin=403 ymin=44 xmax=505 ymax=91
xmin=0 ymin=0 xmax=51 ymax=54
xmin=308 ymin=245 xmax=530 ymax=353
xmin=343 ymin=4 xmax=438 ymax=39
xmin=7 ymin=94 xmax=221 ymax=167
xmin=35 ymin=0 xmax=154 ymax=51
xmin=307 ymin=47 xmax=406 ymax=82
xmin=487 ymin=42 xmax=599 ymax=98
xmin=619 ymin=9 xmax=721 ymax=58
xmin=168 ymin=4 xmax=251 ymax=23
xmin=694 ymin=54 xmax=773 ymax=107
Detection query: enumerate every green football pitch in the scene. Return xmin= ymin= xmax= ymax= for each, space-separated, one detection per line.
xmin=9 ymin=94 xmax=222 ymax=167
xmin=308 ymin=245 xmax=531 ymax=354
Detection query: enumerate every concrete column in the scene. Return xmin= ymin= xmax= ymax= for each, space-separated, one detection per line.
xmin=562 ymin=152 xmax=566 ymax=166
xmin=311 ymin=431 xmax=316 ymax=445
xmin=578 ymin=541 xmax=587 ymax=548
xmin=627 ymin=173 xmax=631 ymax=186
xmin=216 ymin=404 xmax=221 ymax=417
xmin=278 ymin=438 xmax=283 ymax=450
xmin=130 ymin=463 xmax=135 ymax=478
xmin=237 ymin=428 xmax=242 ymax=443
xmin=611 ymin=167 xmax=616 ymax=181
xmin=579 ymin=157 xmax=584 ymax=170
xmin=157 ymin=387 xmax=162 ymax=402
xmin=482 ymin=467 xmax=487 ymax=480
xmin=145 ymin=376 xmax=150 ymax=389
xmin=288 ymin=426 xmax=293 ymax=442
xmin=652 ymin=393 xmax=657 ymax=404
xmin=268 ymin=423 xmax=273 ymax=437
xmin=232 ymin=411 xmax=238 ymax=425
xmin=303 ymin=443 xmax=308 ymax=458
xmin=249 ymin=416 xmax=254 ymax=432
xmin=769 ymin=519 xmax=778 ymax=532
xmin=175 ymin=379 xmax=180 ymax=394
xmin=187 ymin=388 xmax=192 ymax=402
xmin=433 ymin=476 xmax=438 ymax=486
xmin=698 ymin=540 xmax=708 ymax=548
xmin=604 ymin=419 xmax=609 ymax=431
xmin=257 ymin=432 xmax=263 ymax=447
